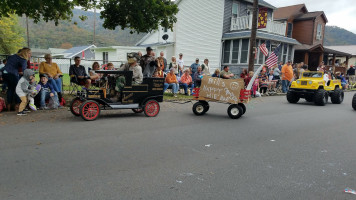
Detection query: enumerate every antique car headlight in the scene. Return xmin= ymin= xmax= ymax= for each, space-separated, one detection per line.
xmin=309 ymin=81 xmax=313 ymax=85
xmin=297 ymin=80 xmax=300 ymax=84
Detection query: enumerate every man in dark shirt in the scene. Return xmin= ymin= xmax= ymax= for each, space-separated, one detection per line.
xmin=140 ymin=47 xmax=155 ymax=73
xmin=69 ymin=56 xmax=91 ymax=88
xmin=347 ymin=65 xmax=355 ymax=76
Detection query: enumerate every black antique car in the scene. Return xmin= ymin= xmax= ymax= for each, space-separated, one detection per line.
xmin=70 ymin=70 xmax=164 ymax=121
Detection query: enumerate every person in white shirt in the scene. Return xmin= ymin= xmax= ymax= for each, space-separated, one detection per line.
xmin=177 ymin=53 xmax=184 ymax=76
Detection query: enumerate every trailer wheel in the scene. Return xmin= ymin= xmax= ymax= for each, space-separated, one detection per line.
xmin=200 ymin=100 xmax=210 ymax=113
xmin=70 ymin=97 xmax=83 ymax=116
xmin=227 ymin=104 xmax=243 ymax=119
xmin=352 ymin=93 xmax=356 ymax=110
xmin=330 ymin=89 xmax=344 ymax=104
xmin=80 ymin=100 xmax=100 ymax=121
xmin=132 ymin=108 xmax=144 ymax=113
xmin=193 ymin=102 xmax=206 ymax=115
xmin=144 ymin=99 xmax=160 ymax=117
xmin=238 ymin=103 xmax=246 ymax=115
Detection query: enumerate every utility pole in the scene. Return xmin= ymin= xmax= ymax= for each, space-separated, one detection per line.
xmin=248 ymin=0 xmax=258 ymax=72
xmin=26 ymin=15 xmax=30 ymax=47
xmin=93 ymin=6 xmax=96 ymax=45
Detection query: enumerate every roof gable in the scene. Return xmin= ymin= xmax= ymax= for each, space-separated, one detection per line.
xmin=294 ymin=11 xmax=328 ymax=23
xmin=274 ymin=4 xmax=307 ymax=20
xmin=63 ymin=45 xmax=96 ymax=58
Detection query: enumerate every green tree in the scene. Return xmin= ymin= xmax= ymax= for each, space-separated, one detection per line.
xmin=0 ymin=15 xmax=25 ymax=54
xmin=0 ymin=0 xmax=178 ymax=33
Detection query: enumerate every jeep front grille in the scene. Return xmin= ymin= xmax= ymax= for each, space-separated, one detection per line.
xmin=301 ymin=81 xmax=308 ymax=85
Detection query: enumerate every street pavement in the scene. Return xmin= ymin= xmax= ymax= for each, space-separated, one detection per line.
xmin=1 ymin=92 xmax=356 ymax=200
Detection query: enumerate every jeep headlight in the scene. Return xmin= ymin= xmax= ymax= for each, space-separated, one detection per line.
xmin=309 ymin=81 xmax=312 ymax=85
xmin=297 ymin=80 xmax=300 ymax=84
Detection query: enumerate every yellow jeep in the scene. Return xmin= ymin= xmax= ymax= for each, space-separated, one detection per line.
xmin=287 ymin=71 xmax=344 ymax=106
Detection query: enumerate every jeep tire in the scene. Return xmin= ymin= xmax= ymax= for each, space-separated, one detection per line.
xmin=305 ymin=95 xmax=314 ymax=102
xmin=330 ymin=88 xmax=344 ymax=104
xmin=352 ymin=93 xmax=356 ymax=110
xmin=314 ymin=89 xmax=328 ymax=106
xmin=287 ymin=91 xmax=300 ymax=103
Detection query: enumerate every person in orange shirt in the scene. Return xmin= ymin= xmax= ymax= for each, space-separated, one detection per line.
xmin=163 ymin=68 xmax=179 ymax=97
xmin=281 ymin=60 xmax=293 ymax=93
xmin=179 ymin=69 xmax=194 ymax=95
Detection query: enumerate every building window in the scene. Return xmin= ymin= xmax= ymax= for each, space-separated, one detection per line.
xmin=316 ymin=24 xmax=322 ymax=40
xmin=232 ymin=2 xmax=239 ymax=18
xmin=240 ymin=39 xmax=249 ymax=64
xmin=282 ymin=44 xmax=288 ymax=63
xmin=164 ymin=27 xmax=168 ymax=33
xmin=287 ymin=23 xmax=293 ymax=38
xmin=231 ymin=40 xmax=240 ymax=63
xmin=258 ymin=39 xmax=265 ymax=64
xmin=223 ymin=40 xmax=231 ymax=64
xmin=103 ymin=52 xmax=108 ymax=64
xmin=288 ymin=45 xmax=293 ymax=62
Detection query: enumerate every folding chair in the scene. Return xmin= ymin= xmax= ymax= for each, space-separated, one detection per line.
xmin=69 ymin=75 xmax=81 ymax=95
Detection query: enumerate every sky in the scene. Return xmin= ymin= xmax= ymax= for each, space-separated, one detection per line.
xmin=264 ymin=0 xmax=356 ymax=34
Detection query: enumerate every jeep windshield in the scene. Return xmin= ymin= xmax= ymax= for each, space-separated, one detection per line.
xmin=302 ymin=72 xmax=323 ymax=78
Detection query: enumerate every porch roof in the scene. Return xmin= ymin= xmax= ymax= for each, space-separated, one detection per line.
xmin=222 ymin=31 xmax=300 ymax=45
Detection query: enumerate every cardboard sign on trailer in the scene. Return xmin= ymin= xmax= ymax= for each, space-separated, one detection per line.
xmin=199 ymin=77 xmax=245 ymax=104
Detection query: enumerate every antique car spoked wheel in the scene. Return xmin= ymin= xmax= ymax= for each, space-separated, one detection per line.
xmin=144 ymin=100 xmax=160 ymax=117
xmin=70 ymin=97 xmax=83 ymax=116
xmin=80 ymin=100 xmax=101 ymax=121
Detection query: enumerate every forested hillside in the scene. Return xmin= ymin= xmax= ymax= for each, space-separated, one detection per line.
xmin=324 ymin=26 xmax=356 ymax=46
xmin=19 ymin=9 xmax=145 ymax=49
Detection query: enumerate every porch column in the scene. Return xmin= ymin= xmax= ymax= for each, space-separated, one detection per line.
xmin=346 ymin=56 xmax=349 ymax=66
xmin=319 ymin=53 xmax=323 ymax=64
xmin=332 ymin=54 xmax=336 ymax=66
xmin=304 ymin=52 xmax=309 ymax=65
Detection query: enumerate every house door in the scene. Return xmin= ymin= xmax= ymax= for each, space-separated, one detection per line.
xmin=308 ymin=53 xmax=320 ymax=71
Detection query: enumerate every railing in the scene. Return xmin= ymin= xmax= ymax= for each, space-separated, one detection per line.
xmin=231 ymin=15 xmax=287 ymax=36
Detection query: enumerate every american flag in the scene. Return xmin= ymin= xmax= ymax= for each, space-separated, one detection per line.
xmin=259 ymin=43 xmax=269 ymax=57
xmin=265 ymin=44 xmax=281 ymax=69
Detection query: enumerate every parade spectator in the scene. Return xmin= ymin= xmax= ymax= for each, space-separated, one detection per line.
xmin=272 ymin=65 xmax=281 ymax=80
xmin=1 ymin=48 xmax=31 ymax=111
xmin=0 ymin=59 xmax=7 ymax=94
xmin=220 ymin=66 xmax=234 ymax=79
xmin=258 ymin=71 xmax=268 ymax=95
xmin=163 ymin=68 xmax=179 ymax=97
xmin=190 ymin=58 xmax=200 ymax=74
xmin=347 ymin=65 xmax=355 ymax=76
xmin=38 ymin=74 xmax=59 ymax=110
xmin=180 ymin=69 xmax=194 ymax=95
xmin=177 ymin=53 xmax=184 ymax=75
xmin=69 ymin=56 xmax=92 ymax=89
xmin=278 ymin=61 xmax=283 ymax=71
xmin=336 ymin=72 xmax=348 ymax=89
xmin=193 ymin=66 xmax=204 ymax=87
xmin=157 ymin=51 xmax=167 ymax=72
xmin=39 ymin=54 xmax=63 ymax=100
xmin=140 ymin=47 xmax=155 ymax=73
xmin=89 ymin=62 xmax=102 ymax=81
xmin=245 ymin=71 xmax=258 ymax=97
xmin=240 ymin=68 xmax=248 ymax=79
xmin=281 ymin=60 xmax=293 ymax=93
xmin=15 ymin=69 xmax=35 ymax=115
xmin=201 ymin=58 xmax=210 ymax=75
xmin=212 ymin=69 xmax=220 ymax=78
xmin=154 ymin=66 xmax=164 ymax=78
xmin=317 ymin=61 xmax=326 ymax=72
xmin=169 ymin=56 xmax=179 ymax=75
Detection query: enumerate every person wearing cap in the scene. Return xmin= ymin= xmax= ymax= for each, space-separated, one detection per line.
xmin=190 ymin=58 xmax=200 ymax=75
xmin=140 ymin=46 xmax=156 ymax=73
xmin=118 ymin=57 xmax=143 ymax=85
xmin=281 ymin=60 xmax=293 ymax=93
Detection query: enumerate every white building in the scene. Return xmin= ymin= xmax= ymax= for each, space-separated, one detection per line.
xmin=93 ymin=46 xmax=147 ymax=64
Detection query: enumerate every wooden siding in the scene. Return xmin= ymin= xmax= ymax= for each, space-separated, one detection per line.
xmin=175 ymin=0 xmax=225 ymax=71
xmin=292 ymin=20 xmax=314 ymax=45
xmin=312 ymin=15 xmax=326 ymax=45
xmin=223 ymin=0 xmax=233 ymax=33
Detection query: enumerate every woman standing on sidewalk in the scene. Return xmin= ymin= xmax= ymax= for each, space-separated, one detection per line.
xmin=1 ymin=48 xmax=31 ymax=111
